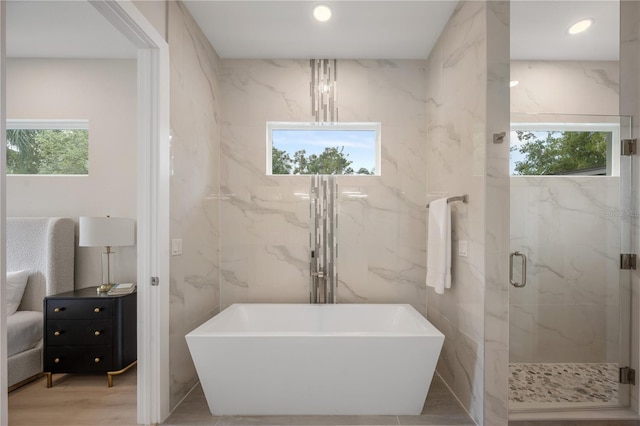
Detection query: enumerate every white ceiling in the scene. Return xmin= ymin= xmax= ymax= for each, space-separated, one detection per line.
xmin=6 ymin=0 xmax=136 ymax=59
xmin=511 ymin=0 xmax=619 ymax=61
xmin=5 ymin=0 xmax=620 ymax=61
xmin=182 ymin=1 xmax=457 ymax=59
xmin=183 ymin=0 xmax=620 ymax=61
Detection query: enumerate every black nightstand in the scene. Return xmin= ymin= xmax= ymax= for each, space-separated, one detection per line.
xmin=43 ymin=287 xmax=137 ymax=387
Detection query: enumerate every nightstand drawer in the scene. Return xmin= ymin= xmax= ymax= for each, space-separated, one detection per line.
xmin=43 ymin=288 xmax=136 ymax=381
xmin=46 ymin=320 xmax=112 ymax=346
xmin=45 ymin=346 xmax=114 ymax=372
xmin=46 ymin=299 xmax=113 ymax=319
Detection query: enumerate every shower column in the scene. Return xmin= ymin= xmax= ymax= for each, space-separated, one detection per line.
xmin=310 ymin=175 xmax=337 ymax=303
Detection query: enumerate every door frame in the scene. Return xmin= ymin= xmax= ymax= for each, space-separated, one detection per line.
xmin=0 ymin=1 xmax=171 ymax=424
xmin=90 ymin=2 xmax=171 ymax=423
xmin=1 ymin=1 xmax=8 ymax=424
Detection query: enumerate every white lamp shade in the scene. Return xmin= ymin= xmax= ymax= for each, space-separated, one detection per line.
xmin=79 ymin=217 xmax=135 ymax=247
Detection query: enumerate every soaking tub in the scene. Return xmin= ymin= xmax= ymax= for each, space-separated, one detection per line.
xmin=185 ymin=303 xmax=444 ymax=416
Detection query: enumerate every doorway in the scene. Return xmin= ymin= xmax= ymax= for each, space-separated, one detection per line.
xmin=1 ymin=1 xmax=169 ymax=424
xmin=509 ymin=0 xmax=634 ymax=415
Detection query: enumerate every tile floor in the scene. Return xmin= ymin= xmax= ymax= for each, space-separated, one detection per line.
xmin=509 ymin=421 xmax=640 ymax=426
xmin=509 ymin=363 xmax=619 ymax=405
xmin=163 ymin=375 xmax=475 ymax=426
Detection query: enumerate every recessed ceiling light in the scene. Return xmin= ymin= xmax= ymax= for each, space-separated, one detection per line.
xmin=313 ymin=4 xmax=332 ymax=22
xmin=568 ymin=19 xmax=593 ymax=35
xmin=510 ymin=80 xmax=519 ymax=88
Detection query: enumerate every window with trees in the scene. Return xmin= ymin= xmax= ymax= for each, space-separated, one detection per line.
xmin=267 ymin=122 xmax=380 ymax=176
xmin=6 ymin=120 xmax=89 ymax=175
xmin=510 ymin=122 xmax=620 ymax=176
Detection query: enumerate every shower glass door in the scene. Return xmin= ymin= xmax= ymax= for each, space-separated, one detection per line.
xmin=508 ymin=113 xmax=633 ymax=411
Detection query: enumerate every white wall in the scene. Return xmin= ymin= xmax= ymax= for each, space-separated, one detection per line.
xmin=511 ymin=61 xmax=619 ymax=115
xmin=167 ymin=1 xmax=221 ymax=409
xmin=134 ymin=0 xmax=222 ymax=410
xmin=219 ymin=59 xmax=427 ymax=312
xmin=425 ymin=2 xmax=511 ymax=424
xmin=425 ymin=3 xmax=487 ymax=422
xmin=617 ymin=1 xmax=639 ymax=413
xmin=510 ymin=176 xmax=621 ymax=363
xmin=6 ymin=58 xmax=138 ymax=288
xmin=509 ymin=60 xmax=621 ymax=364
xmin=132 ymin=0 xmax=167 ymax=40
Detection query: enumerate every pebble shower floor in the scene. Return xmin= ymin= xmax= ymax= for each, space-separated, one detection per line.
xmin=509 ymin=363 xmax=619 ymax=404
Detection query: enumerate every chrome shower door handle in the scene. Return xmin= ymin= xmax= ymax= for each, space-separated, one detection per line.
xmin=509 ymin=251 xmax=527 ymax=288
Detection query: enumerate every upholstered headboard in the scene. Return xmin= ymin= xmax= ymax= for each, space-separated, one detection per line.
xmin=6 ymin=217 xmax=75 ymax=312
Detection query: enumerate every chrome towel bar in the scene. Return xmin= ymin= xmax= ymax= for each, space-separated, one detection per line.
xmin=426 ymin=194 xmax=469 ymax=208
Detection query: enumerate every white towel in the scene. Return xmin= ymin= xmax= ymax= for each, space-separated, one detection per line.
xmin=426 ymin=198 xmax=451 ymax=294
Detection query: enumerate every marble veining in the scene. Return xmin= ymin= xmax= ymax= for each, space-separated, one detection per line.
xmin=510 ymin=61 xmax=619 ymax=116
xmin=620 ymin=2 xmax=640 ymax=415
xmin=426 ymin=1 xmax=511 ymax=423
xmin=220 ymin=270 xmax=249 ymax=289
xmin=221 ymin=59 xmax=427 ymax=312
xmin=510 ymin=177 xmax=621 ymax=364
xmin=168 ymin=2 xmax=222 ymax=409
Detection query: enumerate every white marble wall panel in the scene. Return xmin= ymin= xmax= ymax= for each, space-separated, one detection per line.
xmin=509 ymin=41 xmax=623 ymax=376
xmin=425 ymin=1 xmax=511 ymax=424
xmin=511 ymin=61 xmax=619 ymax=116
xmin=510 ymin=176 xmax=621 ymax=364
xmin=619 ymin=0 xmax=640 ymax=413
xmin=167 ymin=1 xmax=221 ymax=409
xmin=220 ymin=59 xmax=427 ymax=314
xmin=481 ymin=3 xmax=510 ymax=423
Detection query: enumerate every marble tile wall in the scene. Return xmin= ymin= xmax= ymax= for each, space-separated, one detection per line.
xmin=511 ymin=61 xmax=619 ymax=116
xmin=141 ymin=0 xmax=512 ymax=421
xmin=509 ymin=59 xmax=622 ymax=367
xmin=510 ymin=177 xmax=621 ymax=363
xmin=484 ymin=3 xmax=510 ymax=424
xmin=219 ymin=59 xmax=427 ymax=313
xmin=620 ymin=0 xmax=640 ymax=414
xmin=425 ymin=2 xmax=510 ymax=424
xmin=167 ymin=1 xmax=221 ymax=409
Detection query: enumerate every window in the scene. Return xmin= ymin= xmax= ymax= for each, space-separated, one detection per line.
xmin=267 ymin=122 xmax=381 ymax=176
xmin=6 ymin=120 xmax=89 ymax=175
xmin=510 ymin=122 xmax=620 ymax=176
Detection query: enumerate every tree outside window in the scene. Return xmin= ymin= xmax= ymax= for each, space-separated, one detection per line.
xmin=6 ymin=123 xmax=89 ymax=175
xmin=268 ymin=122 xmax=380 ymax=176
xmin=511 ymin=130 xmax=608 ymax=176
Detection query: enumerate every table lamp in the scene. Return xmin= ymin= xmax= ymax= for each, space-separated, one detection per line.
xmin=79 ymin=216 xmax=135 ymax=293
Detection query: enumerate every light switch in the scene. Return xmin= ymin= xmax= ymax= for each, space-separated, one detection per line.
xmin=171 ymin=238 xmax=183 ymax=256
xmin=458 ymin=240 xmax=468 ymax=257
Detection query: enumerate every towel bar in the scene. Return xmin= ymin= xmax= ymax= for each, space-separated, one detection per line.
xmin=426 ymin=194 xmax=469 ymax=208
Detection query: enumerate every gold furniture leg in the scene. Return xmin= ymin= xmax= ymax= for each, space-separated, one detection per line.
xmin=45 ymin=372 xmax=52 ymax=388
xmin=107 ymin=360 xmax=137 ymax=387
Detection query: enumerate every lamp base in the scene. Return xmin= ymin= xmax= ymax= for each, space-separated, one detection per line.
xmin=96 ymin=284 xmax=115 ymax=293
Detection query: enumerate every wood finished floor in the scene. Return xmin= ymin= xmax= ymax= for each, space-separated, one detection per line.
xmin=8 ymin=366 xmax=137 ymax=425
xmin=163 ymin=374 xmax=475 ymax=426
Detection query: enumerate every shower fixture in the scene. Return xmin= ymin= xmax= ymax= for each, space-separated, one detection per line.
xmin=310 ymin=175 xmax=337 ymax=303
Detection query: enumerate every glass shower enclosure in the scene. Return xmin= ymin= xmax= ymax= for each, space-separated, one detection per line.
xmin=508 ymin=113 xmax=633 ymax=411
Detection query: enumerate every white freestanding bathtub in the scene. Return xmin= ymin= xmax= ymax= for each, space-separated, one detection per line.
xmin=185 ymin=303 xmax=444 ymax=416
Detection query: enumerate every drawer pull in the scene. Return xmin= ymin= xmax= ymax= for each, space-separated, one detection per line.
xmin=54 ymin=358 xmax=60 ymax=364
xmin=54 ymin=307 xmax=63 ymax=313
xmin=94 ymin=357 xmax=101 ymax=363
xmin=94 ymin=307 xmax=101 ymax=313
xmin=54 ymin=331 xmax=61 ymax=336
xmin=94 ymin=330 xmax=101 ymax=336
